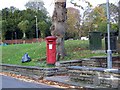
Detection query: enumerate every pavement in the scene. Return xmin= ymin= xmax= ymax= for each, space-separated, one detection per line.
xmin=45 ymin=76 xmax=70 ymax=84
xmin=44 ymin=76 xmax=112 ymax=88
xmin=44 ymin=76 xmax=83 ymax=87
xmin=1 ymin=75 xmax=63 ymax=89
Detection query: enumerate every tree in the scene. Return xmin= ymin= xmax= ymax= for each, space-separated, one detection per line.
xmin=38 ymin=20 xmax=48 ymax=38
xmin=18 ymin=20 xmax=29 ymax=40
xmin=1 ymin=6 xmax=51 ymax=40
xmin=50 ymin=0 xmax=67 ymax=59
xmin=70 ymin=0 xmax=92 ymax=9
xmin=82 ymin=6 xmax=107 ymax=33
xmin=66 ymin=7 xmax=81 ymax=39
xmin=118 ymin=1 xmax=120 ymax=41
xmin=99 ymin=3 xmax=118 ymax=23
xmin=117 ymin=1 xmax=120 ymax=54
xmin=25 ymin=0 xmax=48 ymax=14
xmin=1 ymin=20 xmax=7 ymax=41
xmin=2 ymin=7 xmax=22 ymax=40
xmin=82 ymin=4 xmax=117 ymax=34
xmin=81 ymin=6 xmax=93 ymax=34
xmin=50 ymin=0 xmax=91 ymax=59
xmin=0 ymin=11 xmax=1 ymax=42
xmin=8 ymin=6 xmax=18 ymax=40
xmin=99 ymin=3 xmax=119 ymax=33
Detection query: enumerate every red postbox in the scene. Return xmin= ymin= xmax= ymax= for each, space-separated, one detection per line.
xmin=46 ymin=36 xmax=57 ymax=64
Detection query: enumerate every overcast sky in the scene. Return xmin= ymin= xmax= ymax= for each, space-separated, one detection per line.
xmin=0 ymin=0 xmax=118 ymax=16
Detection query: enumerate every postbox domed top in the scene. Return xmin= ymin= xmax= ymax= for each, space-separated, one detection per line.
xmin=46 ymin=36 xmax=57 ymax=40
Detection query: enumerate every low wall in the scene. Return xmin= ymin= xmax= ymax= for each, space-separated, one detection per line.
xmin=68 ymin=66 xmax=120 ymax=88
xmin=1 ymin=64 xmax=59 ymax=79
xmin=1 ymin=60 xmax=83 ymax=79
xmin=59 ymin=60 xmax=82 ymax=67
xmin=56 ymin=60 xmax=82 ymax=75
xmin=82 ymin=56 xmax=120 ymax=68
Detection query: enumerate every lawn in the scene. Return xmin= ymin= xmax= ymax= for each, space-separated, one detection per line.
xmin=2 ymin=40 xmax=107 ymax=67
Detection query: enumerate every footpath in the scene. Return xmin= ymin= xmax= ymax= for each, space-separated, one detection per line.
xmin=1 ymin=56 xmax=120 ymax=89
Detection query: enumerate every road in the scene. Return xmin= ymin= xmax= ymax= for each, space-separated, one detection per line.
xmin=0 ymin=75 xmax=64 ymax=89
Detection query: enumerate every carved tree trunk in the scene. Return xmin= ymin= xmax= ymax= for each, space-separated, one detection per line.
xmin=118 ymin=1 xmax=120 ymax=41
xmin=117 ymin=1 xmax=120 ymax=54
xmin=50 ymin=0 xmax=67 ymax=59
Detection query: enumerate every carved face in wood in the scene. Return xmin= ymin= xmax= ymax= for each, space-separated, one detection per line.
xmin=50 ymin=1 xmax=67 ymax=37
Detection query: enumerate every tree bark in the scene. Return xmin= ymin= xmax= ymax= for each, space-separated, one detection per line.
xmin=117 ymin=1 xmax=120 ymax=54
xmin=22 ymin=32 xmax=26 ymax=44
xmin=50 ymin=0 xmax=67 ymax=59
xmin=118 ymin=1 xmax=120 ymax=42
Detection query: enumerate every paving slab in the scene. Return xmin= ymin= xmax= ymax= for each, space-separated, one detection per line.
xmin=45 ymin=76 xmax=70 ymax=84
xmin=44 ymin=76 xmax=98 ymax=88
xmin=44 ymin=75 xmax=119 ymax=88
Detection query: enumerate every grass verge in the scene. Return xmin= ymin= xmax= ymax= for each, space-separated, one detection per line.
xmin=2 ymin=40 xmax=109 ymax=67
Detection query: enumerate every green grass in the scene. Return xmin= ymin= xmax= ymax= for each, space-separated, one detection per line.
xmin=2 ymin=40 xmax=108 ymax=67
xmin=63 ymin=40 xmax=106 ymax=60
xmin=2 ymin=42 xmax=46 ymax=67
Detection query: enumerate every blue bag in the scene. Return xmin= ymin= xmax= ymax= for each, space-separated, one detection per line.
xmin=21 ymin=53 xmax=31 ymax=63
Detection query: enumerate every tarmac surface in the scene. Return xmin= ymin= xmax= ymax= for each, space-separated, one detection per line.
xmin=1 ymin=75 xmax=63 ymax=89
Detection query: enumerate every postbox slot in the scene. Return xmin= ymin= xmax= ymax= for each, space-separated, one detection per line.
xmin=48 ymin=41 xmax=53 ymax=42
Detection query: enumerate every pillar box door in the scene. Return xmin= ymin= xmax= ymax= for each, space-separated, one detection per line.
xmin=46 ymin=36 xmax=57 ymax=64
